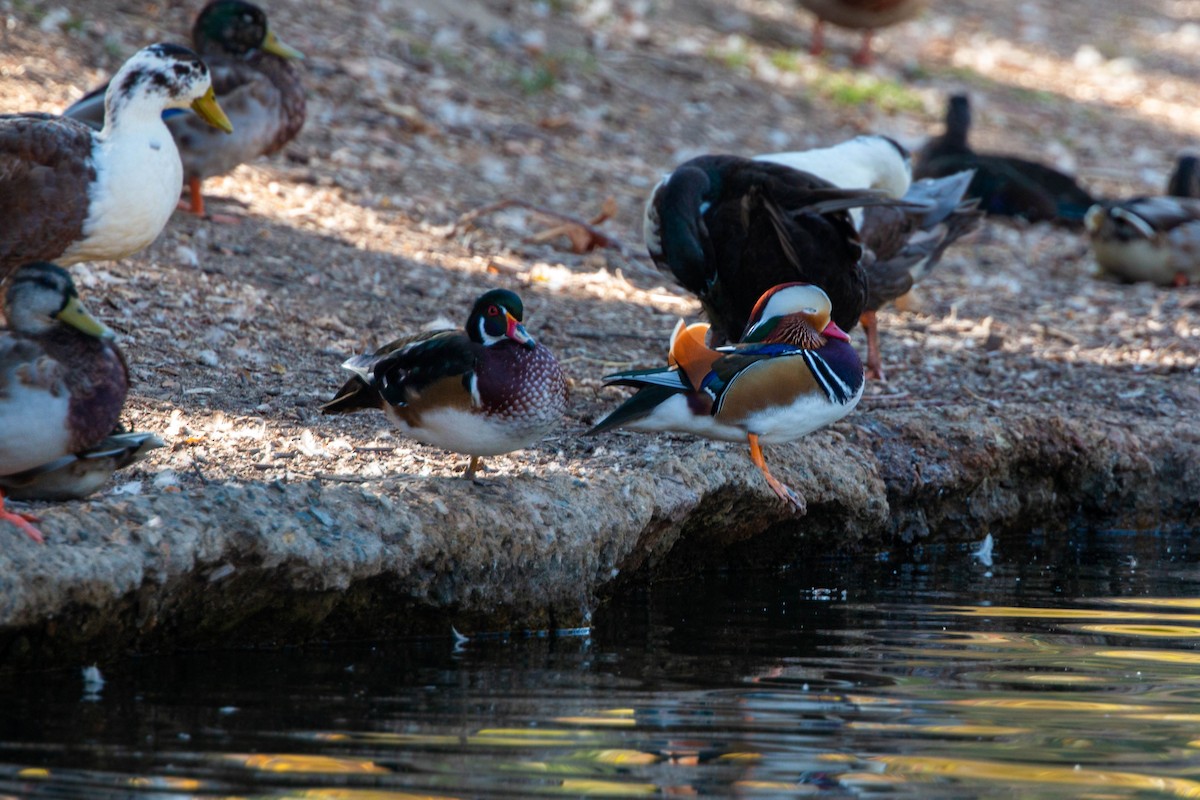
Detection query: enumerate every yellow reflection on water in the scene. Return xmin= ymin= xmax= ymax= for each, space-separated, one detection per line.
xmin=979 ymin=671 xmax=1105 ymax=684
xmin=934 ymin=607 xmax=1200 ymax=622
xmin=1077 ymin=625 xmax=1200 ymax=637
xmin=276 ymin=791 xmax=456 ymax=800
xmin=1103 ymin=599 xmax=1200 ymax=610
xmin=873 ymin=755 xmax=1200 ymax=797
xmin=950 ymin=698 xmax=1157 ymax=712
xmin=227 ymin=754 xmax=389 ymax=774
xmin=846 ymin=721 xmax=1030 ymax=736
xmin=1097 ymin=650 xmax=1200 ymax=665
xmin=556 ymin=778 xmax=659 ymax=795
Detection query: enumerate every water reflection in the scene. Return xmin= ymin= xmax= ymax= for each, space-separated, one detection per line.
xmin=2 ymin=531 xmax=1200 ymax=797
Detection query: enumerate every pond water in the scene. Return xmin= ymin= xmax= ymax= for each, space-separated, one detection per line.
xmin=4 ymin=529 xmax=1200 ymax=799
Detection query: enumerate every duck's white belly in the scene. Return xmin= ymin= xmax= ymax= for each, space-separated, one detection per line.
xmin=1091 ymin=237 xmax=1177 ymax=285
xmin=0 ymin=384 xmax=72 ymax=475
xmin=59 ymin=127 xmax=182 ymax=264
xmin=625 ymin=383 xmax=863 ymax=445
xmin=740 ymin=386 xmax=863 ymax=444
xmin=384 ymin=406 xmax=549 ymax=457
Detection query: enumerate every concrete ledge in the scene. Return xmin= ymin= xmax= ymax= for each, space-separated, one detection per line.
xmin=2 ymin=403 xmax=1194 ymax=671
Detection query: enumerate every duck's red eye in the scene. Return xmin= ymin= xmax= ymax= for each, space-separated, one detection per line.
xmin=487 ymin=305 xmax=500 ymax=316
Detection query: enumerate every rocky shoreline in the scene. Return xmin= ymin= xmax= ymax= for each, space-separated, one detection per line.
xmin=2 ymin=400 xmax=1194 ymax=672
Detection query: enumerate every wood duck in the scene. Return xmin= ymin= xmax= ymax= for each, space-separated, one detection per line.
xmin=1167 ymin=155 xmax=1200 ymax=198
xmin=1084 ymin=197 xmax=1200 ymax=286
xmin=65 ymin=0 xmax=303 ymax=219
xmin=590 ymin=283 xmax=864 ymax=513
xmin=1 ymin=45 xmax=232 ymax=281
xmin=797 ymin=0 xmax=930 ymax=65
xmin=915 ymin=94 xmax=1096 ymax=228
xmin=858 ymin=169 xmax=983 ymax=379
xmin=644 ymin=153 xmax=911 ymax=345
xmin=322 ymin=289 xmax=568 ymax=480
xmin=1 ymin=263 xmax=130 ymax=543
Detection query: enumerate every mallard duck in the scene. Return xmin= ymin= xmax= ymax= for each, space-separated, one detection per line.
xmin=1 ymin=44 xmax=232 ymax=282
xmin=1167 ymin=154 xmax=1200 ymax=198
xmin=590 ymin=283 xmax=864 ymax=513
xmin=644 ymin=153 xmax=912 ymax=345
xmin=1 ymin=263 xmax=130 ymax=542
xmin=1 ymin=430 xmax=162 ymax=502
xmin=915 ymin=93 xmax=1097 ymax=228
xmin=798 ymin=0 xmax=930 ymax=65
xmin=322 ymin=289 xmax=568 ymax=480
xmin=1084 ymin=197 xmax=1200 ymax=286
xmin=858 ymin=169 xmax=983 ymax=379
xmin=65 ymin=0 xmax=304 ymax=219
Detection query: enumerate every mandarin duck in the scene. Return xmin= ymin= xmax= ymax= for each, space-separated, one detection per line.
xmin=857 ymin=169 xmax=982 ymax=379
xmin=65 ymin=0 xmax=304 ymax=220
xmin=0 ymin=431 xmax=163 ymax=502
xmin=915 ymin=94 xmax=1096 ymax=228
xmin=322 ymin=289 xmax=568 ymax=480
xmin=590 ymin=283 xmax=864 ymax=513
xmin=1 ymin=45 xmax=232 ymax=282
xmin=0 ymin=263 xmax=130 ymax=543
xmin=644 ymin=153 xmax=915 ymax=345
xmin=1167 ymin=155 xmax=1200 ymax=199
xmin=797 ymin=0 xmax=930 ymax=65
xmin=1084 ymin=197 xmax=1200 ymax=287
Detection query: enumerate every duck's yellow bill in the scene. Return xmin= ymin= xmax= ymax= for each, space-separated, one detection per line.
xmin=56 ymin=297 xmax=114 ymax=340
xmin=190 ymin=87 xmax=234 ymax=134
xmin=262 ymin=29 xmax=304 ymax=60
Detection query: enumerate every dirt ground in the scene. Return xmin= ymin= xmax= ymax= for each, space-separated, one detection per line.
xmin=2 ymin=0 xmax=1198 ymax=527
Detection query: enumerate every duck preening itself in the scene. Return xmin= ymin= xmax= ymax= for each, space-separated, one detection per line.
xmin=644 ymin=153 xmax=920 ymax=346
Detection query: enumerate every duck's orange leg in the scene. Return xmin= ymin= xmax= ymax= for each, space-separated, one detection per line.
xmin=747 ymin=433 xmax=806 ymax=514
xmin=176 ymin=176 xmax=208 ymax=216
xmin=860 ymin=309 xmax=886 ymax=382
xmin=1 ymin=491 xmax=44 ymax=544
xmin=464 ymin=455 xmax=485 ymax=482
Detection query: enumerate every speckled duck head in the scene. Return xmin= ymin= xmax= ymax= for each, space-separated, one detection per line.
xmin=102 ymin=43 xmax=232 ymax=134
xmin=193 ymin=0 xmax=305 ymax=60
xmin=467 ymin=289 xmax=536 ymax=348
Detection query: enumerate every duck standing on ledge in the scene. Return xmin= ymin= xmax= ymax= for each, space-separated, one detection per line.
xmin=644 ymin=153 xmax=911 ymax=345
xmin=322 ymin=290 xmax=568 ymax=480
xmin=65 ymin=0 xmax=304 ymax=219
xmin=915 ymin=94 xmax=1096 ymax=228
xmin=0 ymin=263 xmax=130 ymax=543
xmin=1084 ymin=197 xmax=1200 ymax=287
xmin=590 ymin=283 xmax=864 ymax=513
xmin=1 ymin=44 xmax=232 ymax=281
xmin=858 ymin=169 xmax=982 ymax=379
xmin=797 ymin=0 xmax=930 ymax=65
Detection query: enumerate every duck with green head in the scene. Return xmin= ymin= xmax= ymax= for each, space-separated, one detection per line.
xmin=322 ymin=290 xmax=568 ymax=480
xmin=1 ymin=263 xmax=131 ymax=543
